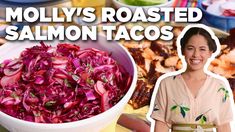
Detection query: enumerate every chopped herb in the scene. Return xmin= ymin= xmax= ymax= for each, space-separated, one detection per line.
xmin=51 ymin=58 xmax=56 ymax=61
xmin=11 ymin=92 xmax=18 ymax=98
xmin=68 ymin=72 xmax=73 ymax=75
xmin=101 ymin=75 xmax=108 ymax=83
xmin=87 ymin=63 xmax=94 ymax=73
xmin=110 ymin=74 xmax=114 ymax=80
xmin=34 ymin=112 xmax=41 ymax=117
xmin=83 ymin=106 xmax=88 ymax=111
xmin=72 ymin=74 xmax=80 ymax=82
xmin=64 ymin=79 xmax=72 ymax=88
xmin=45 ymin=101 xmax=56 ymax=107
xmin=86 ymin=78 xmax=94 ymax=85
xmin=19 ymin=109 xmax=25 ymax=112
xmin=39 ymin=93 xmax=45 ymax=97
xmin=30 ymin=92 xmax=36 ymax=98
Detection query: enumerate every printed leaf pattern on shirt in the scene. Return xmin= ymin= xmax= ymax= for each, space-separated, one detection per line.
xmin=195 ymin=109 xmax=211 ymax=124
xmin=171 ymin=100 xmax=190 ymax=118
xmin=170 ymin=105 xmax=177 ymax=111
xmin=180 ymin=107 xmax=186 ymax=118
xmin=218 ymin=86 xmax=229 ymax=102
xmin=195 ymin=114 xmax=207 ymax=124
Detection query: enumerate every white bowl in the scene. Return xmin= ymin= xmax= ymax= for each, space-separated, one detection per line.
xmin=206 ymin=1 xmax=225 ymax=16
xmin=4 ymin=0 xmax=53 ymax=3
xmin=0 ymin=35 xmax=138 ymax=132
xmin=220 ymin=1 xmax=235 ymax=13
xmin=112 ymin=0 xmax=173 ymax=12
xmin=199 ymin=0 xmax=235 ymax=31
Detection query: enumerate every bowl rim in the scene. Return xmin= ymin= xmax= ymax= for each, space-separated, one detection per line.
xmin=0 ymin=34 xmax=138 ymax=129
xmin=112 ymin=0 xmax=173 ymax=8
xmin=199 ymin=1 xmax=235 ymax=19
xmin=220 ymin=1 xmax=235 ymax=10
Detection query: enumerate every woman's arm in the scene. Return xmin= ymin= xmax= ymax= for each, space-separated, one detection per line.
xmin=217 ymin=123 xmax=231 ymax=132
xmin=154 ymin=120 xmax=169 ymax=132
xmin=117 ymin=114 xmax=150 ymax=132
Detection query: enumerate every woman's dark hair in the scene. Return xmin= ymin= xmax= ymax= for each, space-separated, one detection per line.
xmin=180 ymin=27 xmax=217 ymax=53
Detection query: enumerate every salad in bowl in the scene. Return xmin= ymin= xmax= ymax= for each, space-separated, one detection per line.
xmin=0 ymin=35 xmax=137 ymax=132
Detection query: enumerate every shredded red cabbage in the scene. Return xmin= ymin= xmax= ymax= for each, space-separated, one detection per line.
xmin=0 ymin=42 xmax=132 ymax=123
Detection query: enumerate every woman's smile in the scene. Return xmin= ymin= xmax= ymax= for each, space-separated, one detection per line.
xmin=189 ymin=58 xmax=202 ymax=65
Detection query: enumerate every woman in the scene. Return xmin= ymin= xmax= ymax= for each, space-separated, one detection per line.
xmin=149 ymin=25 xmax=234 ymax=132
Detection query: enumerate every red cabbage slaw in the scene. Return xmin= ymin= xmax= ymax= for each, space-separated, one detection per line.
xmin=0 ymin=42 xmax=132 ymax=123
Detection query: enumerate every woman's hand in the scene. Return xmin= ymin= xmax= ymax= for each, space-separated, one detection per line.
xmin=217 ymin=123 xmax=231 ymax=132
xmin=117 ymin=114 xmax=150 ymax=132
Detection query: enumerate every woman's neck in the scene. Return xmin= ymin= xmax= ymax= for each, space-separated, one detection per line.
xmin=182 ymin=69 xmax=207 ymax=80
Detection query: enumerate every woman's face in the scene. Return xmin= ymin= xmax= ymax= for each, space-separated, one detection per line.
xmin=183 ymin=34 xmax=213 ymax=71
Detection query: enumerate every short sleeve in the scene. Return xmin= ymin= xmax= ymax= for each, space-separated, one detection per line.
xmin=151 ymin=80 xmax=168 ymax=123
xmin=217 ymin=81 xmax=234 ymax=125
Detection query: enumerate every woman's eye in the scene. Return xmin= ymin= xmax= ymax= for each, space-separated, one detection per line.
xmin=200 ymin=48 xmax=206 ymax=51
xmin=186 ymin=47 xmax=193 ymax=50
